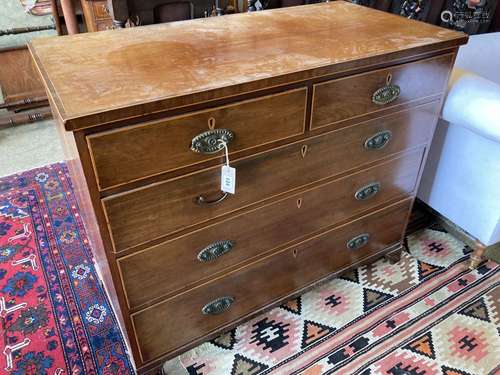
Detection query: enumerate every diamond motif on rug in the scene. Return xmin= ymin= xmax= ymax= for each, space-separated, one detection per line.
xmin=211 ymin=328 xmax=237 ymax=350
xmin=404 ymin=332 xmax=437 ymax=359
xmin=458 ymin=297 xmax=491 ymax=322
xmin=236 ymin=308 xmax=301 ymax=363
xmin=230 ymin=354 xmax=268 ymax=375
xmin=362 ymin=288 xmax=394 ymax=312
xmin=280 ymin=296 xmax=302 ymax=316
xmin=301 ymin=320 xmax=335 ymax=349
xmin=434 ymin=313 xmax=498 ymax=374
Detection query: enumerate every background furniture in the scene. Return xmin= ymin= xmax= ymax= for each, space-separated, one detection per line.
xmin=418 ymin=32 xmax=500 ymax=268
xmin=0 ymin=0 xmax=59 ymax=127
xmin=30 ymin=3 xmax=466 ymax=373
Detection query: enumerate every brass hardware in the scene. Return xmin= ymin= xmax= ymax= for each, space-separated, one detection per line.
xmin=198 ymin=240 xmax=235 ymax=262
xmin=190 ymin=129 xmax=234 ymax=154
xmin=208 ymin=117 xmax=216 ymax=130
xmin=195 ymin=191 xmax=229 ymax=206
xmin=297 ymin=198 xmax=302 ymax=208
xmin=364 ymin=130 xmax=392 ymax=150
xmin=202 ymin=296 xmax=234 ymax=315
xmin=355 ymin=182 xmax=381 ymax=201
xmin=301 ymin=145 xmax=308 ymax=158
xmin=347 ymin=233 xmax=370 ymax=250
xmin=372 ymin=74 xmax=400 ymax=105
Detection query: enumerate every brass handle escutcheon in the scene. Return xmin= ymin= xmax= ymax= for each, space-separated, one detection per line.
xmin=355 ymin=182 xmax=381 ymax=201
xmin=195 ymin=191 xmax=229 ymax=206
xmin=202 ymin=296 xmax=235 ymax=315
xmin=364 ymin=130 xmax=392 ymax=150
xmin=347 ymin=233 xmax=370 ymax=250
xmin=190 ymin=129 xmax=234 ymax=154
xmin=372 ymin=74 xmax=401 ymax=105
xmin=198 ymin=240 xmax=235 ymax=262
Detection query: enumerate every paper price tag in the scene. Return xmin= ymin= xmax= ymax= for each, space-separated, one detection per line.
xmin=221 ymin=165 xmax=236 ymax=194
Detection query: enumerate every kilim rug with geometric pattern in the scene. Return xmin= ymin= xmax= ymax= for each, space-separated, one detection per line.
xmin=0 ymin=164 xmax=134 ymax=374
xmin=174 ymin=225 xmax=500 ymax=374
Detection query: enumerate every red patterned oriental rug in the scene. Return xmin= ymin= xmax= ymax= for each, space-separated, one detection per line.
xmin=175 ymin=226 xmax=500 ymax=374
xmin=0 ymin=164 xmax=133 ymax=374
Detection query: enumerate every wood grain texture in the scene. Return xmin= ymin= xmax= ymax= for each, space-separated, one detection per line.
xmin=131 ymin=199 xmax=412 ymax=363
xmin=0 ymin=47 xmax=46 ymax=104
xmin=104 ymin=101 xmax=439 ymax=253
xmin=119 ymin=148 xmax=424 ymax=310
xmin=311 ymin=53 xmax=454 ymax=130
xmin=28 ymin=2 xmax=466 ymax=130
xmin=87 ymin=88 xmax=306 ymax=189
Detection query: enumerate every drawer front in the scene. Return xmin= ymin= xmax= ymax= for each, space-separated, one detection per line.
xmin=311 ymin=54 xmax=453 ymax=130
xmin=119 ymin=148 xmax=424 ymax=309
xmin=88 ymin=88 xmax=307 ymax=190
xmin=104 ymin=101 xmax=438 ymax=253
xmin=131 ymin=199 xmax=412 ymax=363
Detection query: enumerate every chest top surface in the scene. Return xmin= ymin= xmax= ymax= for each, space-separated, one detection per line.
xmin=29 ymin=1 xmax=466 ymax=130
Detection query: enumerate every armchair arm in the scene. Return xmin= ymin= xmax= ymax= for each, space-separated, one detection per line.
xmin=442 ymin=68 xmax=500 ymax=143
xmin=454 ymin=33 xmax=500 ymax=84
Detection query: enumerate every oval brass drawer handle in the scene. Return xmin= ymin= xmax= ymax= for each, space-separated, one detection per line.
xmin=364 ymin=130 xmax=392 ymax=150
xmin=347 ymin=233 xmax=370 ymax=250
xmin=190 ymin=129 xmax=235 ymax=154
xmin=195 ymin=191 xmax=229 ymax=206
xmin=198 ymin=240 xmax=235 ymax=262
xmin=202 ymin=296 xmax=235 ymax=315
xmin=355 ymin=182 xmax=381 ymax=201
xmin=372 ymin=74 xmax=401 ymax=105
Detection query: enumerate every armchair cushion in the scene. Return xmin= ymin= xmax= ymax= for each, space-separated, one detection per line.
xmin=442 ymin=68 xmax=500 ymax=144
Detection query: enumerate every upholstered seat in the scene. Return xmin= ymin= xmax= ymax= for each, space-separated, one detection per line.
xmin=418 ymin=32 xmax=500 ymax=265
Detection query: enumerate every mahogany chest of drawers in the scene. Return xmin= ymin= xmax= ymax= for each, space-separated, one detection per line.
xmin=29 ymin=3 xmax=467 ymax=373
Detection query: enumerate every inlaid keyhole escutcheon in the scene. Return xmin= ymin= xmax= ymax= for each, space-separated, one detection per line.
xmin=301 ymin=145 xmax=308 ymax=159
xmin=297 ymin=198 xmax=303 ymax=208
xmin=208 ymin=117 xmax=216 ymax=130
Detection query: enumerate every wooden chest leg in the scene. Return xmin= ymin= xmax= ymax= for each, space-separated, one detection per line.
xmin=469 ymin=241 xmax=487 ymax=270
xmin=385 ymin=243 xmax=403 ymax=264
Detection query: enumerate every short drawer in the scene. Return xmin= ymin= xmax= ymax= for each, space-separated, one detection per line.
xmin=119 ymin=148 xmax=424 ymax=309
xmin=311 ymin=53 xmax=453 ymax=130
xmin=131 ymin=199 xmax=411 ymax=363
xmin=88 ymin=88 xmax=307 ymax=190
xmin=104 ymin=101 xmax=439 ymax=253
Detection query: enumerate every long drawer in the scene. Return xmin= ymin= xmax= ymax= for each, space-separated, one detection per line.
xmin=104 ymin=101 xmax=439 ymax=253
xmin=87 ymin=88 xmax=307 ymax=190
xmin=131 ymin=199 xmax=412 ymax=364
xmin=311 ymin=53 xmax=453 ymax=130
xmin=118 ymin=148 xmax=424 ymax=309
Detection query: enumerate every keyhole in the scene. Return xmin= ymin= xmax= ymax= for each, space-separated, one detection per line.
xmin=297 ymin=198 xmax=302 ymax=208
xmin=293 ymin=249 xmax=298 ymax=258
xmin=301 ymin=145 xmax=308 ymax=159
xmin=208 ymin=117 xmax=216 ymax=130
xmin=386 ymin=73 xmax=393 ymax=85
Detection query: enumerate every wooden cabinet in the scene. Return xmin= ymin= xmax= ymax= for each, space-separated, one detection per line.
xmin=29 ymin=2 xmax=467 ymax=373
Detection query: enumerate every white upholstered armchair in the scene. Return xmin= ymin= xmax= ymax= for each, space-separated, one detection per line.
xmin=418 ymin=32 xmax=500 ymax=269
